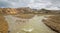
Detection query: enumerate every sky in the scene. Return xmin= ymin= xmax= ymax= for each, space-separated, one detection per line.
xmin=0 ymin=0 xmax=60 ymax=10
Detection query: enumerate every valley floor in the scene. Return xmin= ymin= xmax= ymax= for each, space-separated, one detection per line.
xmin=4 ymin=14 xmax=57 ymax=33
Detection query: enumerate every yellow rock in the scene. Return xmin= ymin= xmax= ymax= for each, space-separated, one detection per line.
xmin=0 ymin=16 xmax=8 ymax=33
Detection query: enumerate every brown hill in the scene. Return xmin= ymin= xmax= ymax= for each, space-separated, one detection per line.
xmin=16 ymin=7 xmax=34 ymax=14
xmin=0 ymin=8 xmax=17 ymax=14
xmin=0 ymin=7 xmax=33 ymax=14
xmin=0 ymin=7 xmax=60 ymax=15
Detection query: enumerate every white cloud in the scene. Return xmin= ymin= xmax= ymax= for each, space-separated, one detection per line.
xmin=27 ymin=0 xmax=60 ymax=10
xmin=27 ymin=0 xmax=52 ymax=9
xmin=45 ymin=7 xmax=60 ymax=10
xmin=0 ymin=0 xmax=60 ymax=10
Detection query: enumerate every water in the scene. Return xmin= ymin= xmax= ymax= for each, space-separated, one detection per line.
xmin=4 ymin=15 xmax=56 ymax=33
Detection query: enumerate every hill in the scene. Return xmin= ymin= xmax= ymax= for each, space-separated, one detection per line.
xmin=0 ymin=7 xmax=60 ymax=15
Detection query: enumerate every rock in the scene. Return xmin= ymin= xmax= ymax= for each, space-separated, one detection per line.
xmin=0 ymin=16 xmax=8 ymax=33
xmin=42 ymin=15 xmax=60 ymax=33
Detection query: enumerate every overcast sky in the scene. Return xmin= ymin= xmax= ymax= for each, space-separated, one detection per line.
xmin=0 ymin=0 xmax=60 ymax=10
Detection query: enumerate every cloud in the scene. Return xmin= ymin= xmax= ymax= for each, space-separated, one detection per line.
xmin=0 ymin=0 xmax=60 ymax=10
xmin=0 ymin=0 xmax=30 ymax=8
xmin=0 ymin=0 xmax=12 ymax=8
xmin=27 ymin=0 xmax=60 ymax=10
xmin=27 ymin=0 xmax=52 ymax=9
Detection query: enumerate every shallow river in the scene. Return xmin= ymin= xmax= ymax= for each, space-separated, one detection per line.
xmin=4 ymin=15 xmax=56 ymax=33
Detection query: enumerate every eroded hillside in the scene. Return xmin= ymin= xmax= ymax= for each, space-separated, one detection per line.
xmin=42 ymin=15 xmax=60 ymax=33
xmin=0 ymin=8 xmax=17 ymax=14
xmin=0 ymin=7 xmax=60 ymax=15
xmin=0 ymin=7 xmax=60 ymax=33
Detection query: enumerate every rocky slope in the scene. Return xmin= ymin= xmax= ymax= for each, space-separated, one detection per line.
xmin=42 ymin=15 xmax=60 ymax=33
xmin=0 ymin=7 xmax=60 ymax=33
xmin=0 ymin=15 xmax=8 ymax=33
xmin=0 ymin=8 xmax=17 ymax=14
xmin=0 ymin=7 xmax=60 ymax=15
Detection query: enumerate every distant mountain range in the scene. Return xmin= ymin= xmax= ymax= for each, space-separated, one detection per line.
xmin=0 ymin=7 xmax=60 ymax=15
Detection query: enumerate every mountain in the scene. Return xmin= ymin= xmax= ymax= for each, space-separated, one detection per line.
xmin=0 ymin=8 xmax=17 ymax=14
xmin=0 ymin=7 xmax=60 ymax=15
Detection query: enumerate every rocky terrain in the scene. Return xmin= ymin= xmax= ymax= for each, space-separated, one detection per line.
xmin=0 ymin=7 xmax=60 ymax=15
xmin=0 ymin=8 xmax=17 ymax=14
xmin=0 ymin=7 xmax=60 ymax=33
xmin=42 ymin=15 xmax=60 ymax=33
xmin=4 ymin=15 xmax=57 ymax=33
xmin=0 ymin=15 xmax=8 ymax=33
